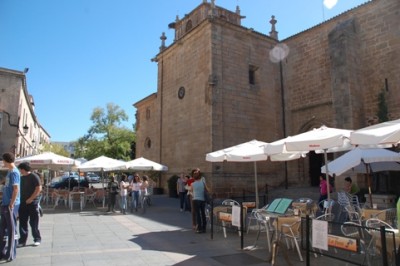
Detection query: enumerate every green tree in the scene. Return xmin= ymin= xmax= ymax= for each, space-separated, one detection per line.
xmin=41 ymin=143 xmax=70 ymax=157
xmin=74 ymin=103 xmax=135 ymax=160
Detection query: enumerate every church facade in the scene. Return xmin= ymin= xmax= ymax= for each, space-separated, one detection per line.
xmin=134 ymin=0 xmax=400 ymax=196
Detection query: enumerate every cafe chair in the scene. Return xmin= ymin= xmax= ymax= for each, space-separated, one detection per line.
xmin=337 ymin=191 xmax=352 ymax=221
xmin=247 ymin=208 xmax=260 ymax=234
xmin=340 ymin=221 xmax=370 ymax=265
xmin=278 ymin=217 xmax=303 ymax=262
xmin=254 ymin=211 xmax=275 ymax=252
xmin=53 ymin=190 xmax=69 ymax=209
xmin=222 ymin=199 xmax=240 ymax=206
xmin=345 ymin=205 xmax=362 ymax=224
xmin=365 ymin=218 xmax=397 ymax=257
xmin=85 ymin=191 xmax=97 ymax=208
xmin=372 ymin=208 xmax=397 ymax=228
xmin=318 ymin=199 xmax=335 ymax=217
xmin=69 ymin=191 xmax=84 ymax=211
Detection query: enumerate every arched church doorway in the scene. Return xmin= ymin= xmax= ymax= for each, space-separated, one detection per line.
xmin=309 ymin=151 xmax=323 ymax=187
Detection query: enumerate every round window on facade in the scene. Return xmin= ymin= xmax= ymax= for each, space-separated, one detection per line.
xmin=144 ymin=137 xmax=152 ymax=149
xmin=178 ymin=86 xmax=185 ymax=99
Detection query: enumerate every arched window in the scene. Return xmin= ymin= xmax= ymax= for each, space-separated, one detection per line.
xmin=144 ymin=137 xmax=152 ymax=150
xmin=146 ymin=108 xmax=151 ymax=119
xmin=185 ymin=20 xmax=193 ymax=32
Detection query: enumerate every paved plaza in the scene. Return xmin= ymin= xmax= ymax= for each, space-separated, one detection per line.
xmin=8 ymin=186 xmax=361 ymax=266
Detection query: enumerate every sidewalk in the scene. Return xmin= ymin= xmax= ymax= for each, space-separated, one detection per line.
xmin=10 ymin=187 xmax=340 ymax=266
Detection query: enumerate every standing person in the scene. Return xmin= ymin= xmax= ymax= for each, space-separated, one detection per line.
xmin=344 ymin=177 xmax=360 ymax=195
xmin=139 ymin=175 xmax=149 ymax=208
xmin=318 ymin=175 xmax=332 ymax=205
xmin=177 ymin=173 xmax=187 ymax=212
xmin=17 ymin=162 xmax=42 ymax=247
xmin=186 ymin=170 xmax=196 ymax=229
xmin=119 ymin=174 xmax=130 ymax=214
xmin=129 ymin=174 xmax=141 ymax=212
xmin=107 ymin=176 xmax=119 ymax=213
xmin=0 ymin=152 xmax=20 ymax=262
xmin=184 ymin=175 xmax=192 ymax=212
xmin=190 ymin=169 xmax=207 ymax=233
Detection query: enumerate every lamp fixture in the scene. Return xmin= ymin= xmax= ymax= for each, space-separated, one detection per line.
xmin=1 ymin=110 xmax=29 ymax=135
xmin=23 ymin=124 xmax=29 ymax=135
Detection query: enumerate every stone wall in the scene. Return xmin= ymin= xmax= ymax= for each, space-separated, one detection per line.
xmin=135 ymin=0 xmax=400 ymax=195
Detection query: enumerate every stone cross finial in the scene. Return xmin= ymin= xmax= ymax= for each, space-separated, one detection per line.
xmin=159 ymin=32 xmax=167 ymax=51
xmin=269 ymin=15 xmax=278 ymax=40
xmin=236 ymin=5 xmax=240 ymax=15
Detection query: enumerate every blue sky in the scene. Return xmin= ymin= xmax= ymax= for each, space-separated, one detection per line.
xmin=0 ymin=0 xmax=368 ymax=142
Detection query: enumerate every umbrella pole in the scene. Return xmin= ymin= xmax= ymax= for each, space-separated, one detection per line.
xmin=254 ymin=162 xmax=259 ymax=209
xmin=366 ymin=164 xmax=373 ymax=207
xmin=102 ymin=170 xmax=105 ymax=208
xmin=46 ymin=169 xmax=50 ymax=206
xmin=323 ymin=150 xmax=331 ymax=212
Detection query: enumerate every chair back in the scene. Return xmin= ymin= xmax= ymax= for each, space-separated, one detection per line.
xmin=222 ymin=199 xmax=240 ymax=206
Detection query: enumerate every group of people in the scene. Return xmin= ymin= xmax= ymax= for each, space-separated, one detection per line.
xmin=319 ymin=174 xmax=360 ymax=204
xmin=106 ymin=173 xmax=150 ymax=214
xmin=0 ymin=152 xmax=42 ymax=262
xmin=177 ymin=168 xmax=210 ymax=234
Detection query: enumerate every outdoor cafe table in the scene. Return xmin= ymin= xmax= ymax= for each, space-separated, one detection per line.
xmin=361 ymin=208 xmax=387 ymax=220
xmin=213 ymin=205 xmax=247 ymax=238
xmin=258 ymin=211 xmax=300 ymax=252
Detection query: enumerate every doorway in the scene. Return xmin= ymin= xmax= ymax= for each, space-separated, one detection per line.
xmin=309 ymin=151 xmax=323 ymax=187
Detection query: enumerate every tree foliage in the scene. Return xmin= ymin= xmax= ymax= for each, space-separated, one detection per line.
xmin=41 ymin=143 xmax=70 ymax=157
xmin=74 ymin=103 xmax=135 ymax=160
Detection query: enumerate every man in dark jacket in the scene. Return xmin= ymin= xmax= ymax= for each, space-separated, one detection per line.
xmin=17 ymin=162 xmax=42 ymax=247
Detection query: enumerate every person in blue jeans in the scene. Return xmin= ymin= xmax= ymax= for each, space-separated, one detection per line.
xmin=190 ymin=169 xmax=207 ymax=233
xmin=129 ymin=174 xmax=141 ymax=212
xmin=0 ymin=152 xmax=20 ymax=262
xmin=17 ymin=162 xmax=42 ymax=247
xmin=119 ymin=174 xmax=130 ymax=214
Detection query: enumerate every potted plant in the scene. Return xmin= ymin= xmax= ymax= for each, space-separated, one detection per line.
xmin=148 ymin=172 xmax=164 ymax=195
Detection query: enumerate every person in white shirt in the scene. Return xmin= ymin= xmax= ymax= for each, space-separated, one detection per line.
xmin=119 ymin=174 xmax=129 ymax=214
xmin=129 ymin=174 xmax=141 ymax=212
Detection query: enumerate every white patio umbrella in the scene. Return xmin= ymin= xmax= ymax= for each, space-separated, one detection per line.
xmin=266 ymin=126 xmax=353 ymax=203
xmin=15 ymin=152 xmax=81 ymax=205
xmin=264 ymin=138 xmax=309 ymax=161
xmin=321 ymin=147 xmax=400 ymax=205
xmin=350 ymin=118 xmax=400 ymax=146
xmin=125 ymin=157 xmax=168 ymax=171
xmin=15 ymin=152 xmax=80 ymax=171
xmin=206 ymin=140 xmax=269 ymax=208
xmin=77 ymin=155 xmax=127 ymax=207
xmin=77 ymin=155 xmax=127 ymax=172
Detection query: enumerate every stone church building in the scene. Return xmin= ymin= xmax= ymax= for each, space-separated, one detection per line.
xmin=134 ymin=0 xmax=400 ymax=197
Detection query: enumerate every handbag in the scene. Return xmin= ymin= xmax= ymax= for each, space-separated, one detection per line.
xmin=203 ymin=181 xmax=211 ymax=204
